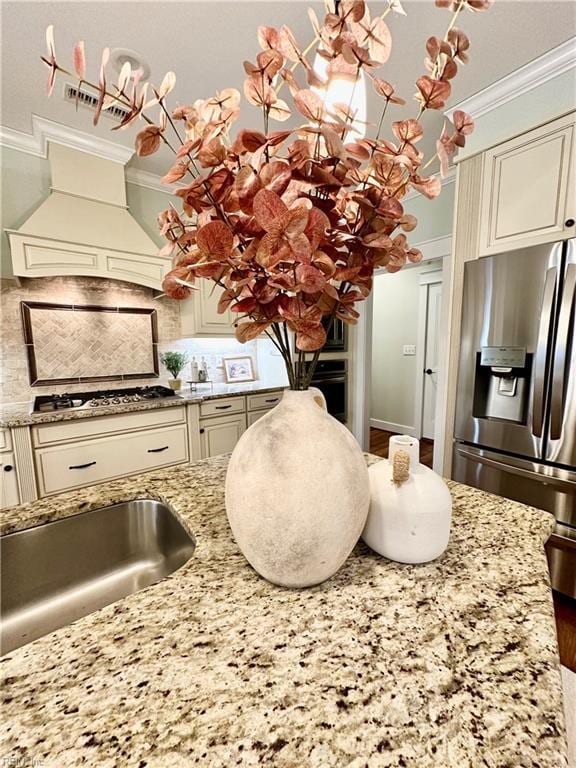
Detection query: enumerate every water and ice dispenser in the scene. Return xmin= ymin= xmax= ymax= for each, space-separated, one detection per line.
xmin=472 ymin=346 xmax=531 ymax=424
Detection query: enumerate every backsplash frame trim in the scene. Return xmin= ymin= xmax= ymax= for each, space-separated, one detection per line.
xmin=20 ymin=301 xmax=159 ymax=386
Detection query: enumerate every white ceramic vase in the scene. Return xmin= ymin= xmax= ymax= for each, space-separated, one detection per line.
xmin=225 ymin=387 xmax=370 ymax=588
xmin=363 ymin=435 xmax=452 ymax=564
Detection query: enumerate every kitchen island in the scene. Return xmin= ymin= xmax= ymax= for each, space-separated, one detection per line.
xmin=0 ymin=456 xmax=568 ymax=767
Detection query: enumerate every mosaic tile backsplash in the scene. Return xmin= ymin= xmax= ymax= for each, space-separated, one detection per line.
xmin=23 ymin=303 xmax=157 ymax=384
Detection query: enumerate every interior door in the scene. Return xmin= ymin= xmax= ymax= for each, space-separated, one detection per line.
xmin=422 ymin=281 xmax=442 ymax=440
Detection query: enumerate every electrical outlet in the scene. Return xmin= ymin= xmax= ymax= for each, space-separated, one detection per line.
xmin=403 ymin=345 xmax=416 ymax=356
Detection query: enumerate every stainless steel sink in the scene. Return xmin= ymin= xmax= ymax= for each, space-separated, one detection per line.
xmin=1 ymin=499 xmax=195 ymax=655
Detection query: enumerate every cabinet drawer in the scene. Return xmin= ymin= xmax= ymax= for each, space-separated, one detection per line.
xmin=0 ymin=428 xmax=12 ymax=452
xmin=36 ymin=424 xmax=188 ymax=496
xmin=33 ymin=406 xmax=186 ymax=446
xmin=247 ymin=391 xmax=283 ymax=411
xmin=199 ymin=396 xmax=245 ymax=418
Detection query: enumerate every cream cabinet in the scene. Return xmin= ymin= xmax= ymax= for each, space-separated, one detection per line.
xmin=0 ymin=429 xmax=20 ymax=509
xmin=197 ymin=390 xmax=284 ymax=457
xmin=199 ymin=413 xmax=246 ymax=458
xmin=478 ymin=112 xmax=575 ymax=256
xmin=32 ymin=407 xmax=189 ymax=497
xmin=180 ymin=281 xmax=236 ymax=337
xmin=0 ymin=453 xmax=20 ymax=509
xmin=246 ymin=392 xmax=282 ymax=426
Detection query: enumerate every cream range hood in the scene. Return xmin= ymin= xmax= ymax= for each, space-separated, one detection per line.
xmin=7 ymin=143 xmax=168 ymax=291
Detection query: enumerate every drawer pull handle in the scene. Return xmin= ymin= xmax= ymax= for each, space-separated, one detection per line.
xmin=215 ymin=404 xmax=232 ymax=410
xmin=265 ymin=398 xmax=279 ymax=403
xmin=69 ymin=461 xmax=96 ymax=470
xmin=147 ymin=446 xmax=169 ymax=453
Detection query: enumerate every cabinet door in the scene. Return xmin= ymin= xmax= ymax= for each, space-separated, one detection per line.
xmin=479 ymin=112 xmax=575 ymax=256
xmin=247 ymin=409 xmax=273 ymax=427
xmin=199 ymin=414 xmax=246 ymax=458
xmin=0 ymin=453 xmax=20 ymax=509
xmin=180 ymin=281 xmax=235 ymax=337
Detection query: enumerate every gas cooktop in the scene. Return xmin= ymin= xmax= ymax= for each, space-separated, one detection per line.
xmin=33 ymin=386 xmax=178 ymax=413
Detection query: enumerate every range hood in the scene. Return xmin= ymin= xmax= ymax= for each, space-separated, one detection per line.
xmin=7 ymin=143 xmax=168 ymax=291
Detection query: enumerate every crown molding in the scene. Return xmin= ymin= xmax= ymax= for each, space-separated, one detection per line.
xmin=445 ymin=37 xmax=576 ymax=122
xmin=403 ymin=167 xmax=456 ymax=203
xmin=0 ymin=115 xmax=183 ymax=194
xmin=411 ymin=234 xmax=452 ymax=260
xmin=0 ymin=115 xmax=134 ymax=165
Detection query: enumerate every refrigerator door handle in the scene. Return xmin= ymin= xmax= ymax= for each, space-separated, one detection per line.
xmin=455 ymin=444 xmax=576 ymax=490
xmin=531 ymin=267 xmax=558 ymax=437
xmin=550 ymin=263 xmax=576 ymax=439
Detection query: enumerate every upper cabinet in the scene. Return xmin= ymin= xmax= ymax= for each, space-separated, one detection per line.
xmin=478 ymin=112 xmax=575 ymax=256
xmin=180 ymin=280 xmax=236 ymax=337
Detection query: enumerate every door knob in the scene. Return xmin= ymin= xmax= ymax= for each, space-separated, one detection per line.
xmin=565 ymin=218 xmax=575 ymax=228
xmin=425 ymin=368 xmax=433 ymax=375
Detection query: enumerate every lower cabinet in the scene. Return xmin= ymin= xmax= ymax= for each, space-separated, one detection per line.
xmin=4 ymin=391 xmax=285 ymax=501
xmin=247 ymin=409 xmax=272 ymax=426
xmin=0 ymin=452 xmax=20 ymax=509
xmin=36 ymin=424 xmax=189 ymax=496
xmin=197 ymin=391 xmax=283 ymax=457
xmin=31 ymin=407 xmax=190 ymax=497
xmin=199 ymin=413 xmax=246 ymax=458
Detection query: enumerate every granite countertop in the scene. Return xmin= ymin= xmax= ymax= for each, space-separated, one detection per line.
xmin=0 ymin=381 xmax=287 ymax=428
xmin=0 ymin=457 xmax=567 ymax=767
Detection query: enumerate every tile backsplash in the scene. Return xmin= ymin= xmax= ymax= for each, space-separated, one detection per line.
xmin=0 ymin=276 xmax=264 ymax=404
xmin=23 ymin=303 xmax=158 ymax=384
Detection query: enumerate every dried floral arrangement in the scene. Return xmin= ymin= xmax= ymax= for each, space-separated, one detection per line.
xmin=42 ymin=0 xmax=492 ymax=390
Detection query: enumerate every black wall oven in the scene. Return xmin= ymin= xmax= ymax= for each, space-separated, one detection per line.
xmin=306 ymin=359 xmax=348 ymax=423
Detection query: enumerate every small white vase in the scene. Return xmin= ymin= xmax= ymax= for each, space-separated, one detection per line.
xmin=363 ymin=435 xmax=452 ymax=564
xmin=225 ymin=387 xmax=370 ymax=588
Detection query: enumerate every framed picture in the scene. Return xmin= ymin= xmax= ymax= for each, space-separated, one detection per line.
xmin=223 ymin=356 xmax=255 ymax=383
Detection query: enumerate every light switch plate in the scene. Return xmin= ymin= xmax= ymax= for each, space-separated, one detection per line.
xmin=403 ymin=345 xmax=416 ymax=356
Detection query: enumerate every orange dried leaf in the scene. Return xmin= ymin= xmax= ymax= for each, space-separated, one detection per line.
xmin=135 ymin=125 xmax=162 ymax=157
xmin=73 ymin=41 xmax=86 ymax=80
xmin=196 ymin=220 xmax=234 ymax=259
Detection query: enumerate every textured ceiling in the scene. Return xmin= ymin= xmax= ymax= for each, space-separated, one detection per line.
xmin=1 ymin=0 xmax=574 ymax=177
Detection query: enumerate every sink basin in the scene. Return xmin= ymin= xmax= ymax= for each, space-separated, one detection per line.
xmin=1 ymin=499 xmax=195 ymax=654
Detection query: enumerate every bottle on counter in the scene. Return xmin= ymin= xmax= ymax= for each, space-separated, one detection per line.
xmin=199 ymin=357 xmax=209 ymax=382
xmin=190 ymin=357 xmax=199 ymax=383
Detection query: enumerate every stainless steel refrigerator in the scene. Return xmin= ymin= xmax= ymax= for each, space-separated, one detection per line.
xmin=453 ymin=239 xmax=576 ymax=598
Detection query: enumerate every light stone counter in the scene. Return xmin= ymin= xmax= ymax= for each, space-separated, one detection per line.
xmin=0 ymin=456 xmax=568 ymax=767
xmin=0 ymin=381 xmax=287 ymax=428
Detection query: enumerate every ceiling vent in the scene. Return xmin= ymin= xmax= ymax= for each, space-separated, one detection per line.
xmin=62 ymin=82 xmax=131 ymax=123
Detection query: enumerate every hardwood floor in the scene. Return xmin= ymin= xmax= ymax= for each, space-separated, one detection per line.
xmin=553 ymin=591 xmax=576 ymax=673
xmin=369 ymin=428 xmax=434 ymax=469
